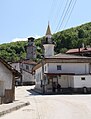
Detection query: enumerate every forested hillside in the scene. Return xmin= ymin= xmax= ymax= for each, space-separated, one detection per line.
xmin=0 ymin=22 xmax=91 ymax=62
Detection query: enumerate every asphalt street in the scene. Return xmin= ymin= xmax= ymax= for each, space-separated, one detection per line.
xmin=1 ymin=86 xmax=91 ymax=119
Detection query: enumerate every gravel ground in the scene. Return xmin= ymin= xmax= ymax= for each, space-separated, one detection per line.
xmin=1 ymin=86 xmax=91 ymax=119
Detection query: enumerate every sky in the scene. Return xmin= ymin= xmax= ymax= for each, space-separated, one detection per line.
xmin=0 ymin=0 xmax=91 ymax=44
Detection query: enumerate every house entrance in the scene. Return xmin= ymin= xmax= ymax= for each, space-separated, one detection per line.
xmin=52 ymin=77 xmax=58 ymax=92
xmin=47 ymin=76 xmax=58 ymax=92
xmin=47 ymin=75 xmax=60 ymax=93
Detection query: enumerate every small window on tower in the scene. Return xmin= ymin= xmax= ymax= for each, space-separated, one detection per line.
xmin=45 ymin=38 xmax=48 ymax=44
xmin=81 ymin=77 xmax=85 ymax=80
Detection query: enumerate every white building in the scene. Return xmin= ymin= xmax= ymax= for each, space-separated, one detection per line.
xmin=33 ymin=24 xmax=91 ymax=94
xmin=10 ymin=60 xmax=36 ymax=85
xmin=10 ymin=37 xmax=37 ymax=85
xmin=0 ymin=58 xmax=20 ymax=104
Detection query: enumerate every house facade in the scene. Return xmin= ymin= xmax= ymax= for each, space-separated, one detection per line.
xmin=0 ymin=58 xmax=20 ymax=104
xmin=33 ymin=24 xmax=91 ymax=94
xmin=10 ymin=37 xmax=37 ymax=85
xmin=20 ymin=60 xmax=37 ymax=85
xmin=10 ymin=60 xmax=36 ymax=85
xmin=33 ymin=54 xmax=91 ymax=94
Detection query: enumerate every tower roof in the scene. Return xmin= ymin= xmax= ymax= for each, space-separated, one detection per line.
xmin=46 ymin=23 xmax=51 ymax=35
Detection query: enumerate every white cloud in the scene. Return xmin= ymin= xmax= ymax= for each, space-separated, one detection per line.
xmin=27 ymin=35 xmax=41 ymax=39
xmin=12 ymin=38 xmax=28 ymax=42
xmin=34 ymin=35 xmax=41 ymax=39
xmin=11 ymin=35 xmax=41 ymax=42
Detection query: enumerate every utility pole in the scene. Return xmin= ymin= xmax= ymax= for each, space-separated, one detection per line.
xmin=41 ymin=43 xmax=46 ymax=94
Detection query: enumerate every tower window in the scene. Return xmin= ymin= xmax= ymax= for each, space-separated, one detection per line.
xmin=46 ymin=38 xmax=48 ymax=44
xmin=81 ymin=77 xmax=85 ymax=80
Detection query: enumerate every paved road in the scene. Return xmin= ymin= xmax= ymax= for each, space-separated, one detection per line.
xmin=1 ymin=86 xmax=91 ymax=119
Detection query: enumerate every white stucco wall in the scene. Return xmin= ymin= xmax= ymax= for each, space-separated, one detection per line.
xmin=0 ymin=62 xmax=13 ymax=96
xmin=47 ymin=63 xmax=89 ymax=74
xmin=58 ymin=75 xmax=91 ymax=88
xmin=70 ymin=76 xmax=74 ymax=87
xmin=43 ymin=44 xmax=55 ymax=57
xmin=11 ymin=62 xmax=35 ymax=84
xmin=58 ymin=75 xmax=74 ymax=88
xmin=35 ymin=66 xmax=43 ymax=90
xmin=35 ymin=62 xmax=91 ymax=90
xmin=11 ymin=63 xmax=20 ymax=72
xmin=35 ymin=64 xmax=48 ymax=84
xmin=11 ymin=63 xmax=34 ymax=72
xmin=58 ymin=75 xmax=68 ymax=88
xmin=35 ymin=67 xmax=42 ymax=83
xmin=22 ymin=70 xmax=35 ymax=83
xmin=73 ymin=75 xmax=91 ymax=88
xmin=22 ymin=64 xmax=34 ymax=71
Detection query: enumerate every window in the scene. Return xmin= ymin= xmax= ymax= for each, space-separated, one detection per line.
xmin=40 ymin=80 xmax=43 ymax=87
xmin=81 ymin=77 xmax=85 ymax=80
xmin=45 ymin=66 xmax=46 ymax=71
xmin=26 ymin=65 xmax=29 ymax=70
xmin=57 ymin=65 xmax=62 ymax=70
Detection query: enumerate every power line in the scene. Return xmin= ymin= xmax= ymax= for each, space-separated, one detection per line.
xmin=50 ymin=0 xmax=62 ymax=24
xmin=57 ymin=0 xmax=74 ymax=31
xmin=53 ymin=0 xmax=64 ymax=30
xmin=63 ymin=0 xmax=78 ymax=30
xmin=55 ymin=0 xmax=70 ymax=32
xmin=55 ymin=0 xmax=74 ymax=32
xmin=48 ymin=0 xmax=77 ymax=34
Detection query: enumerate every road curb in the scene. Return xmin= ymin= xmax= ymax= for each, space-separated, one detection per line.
xmin=0 ymin=101 xmax=30 ymax=117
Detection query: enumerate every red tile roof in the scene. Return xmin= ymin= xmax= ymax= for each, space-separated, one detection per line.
xmin=47 ymin=53 xmax=89 ymax=59
xmin=22 ymin=60 xmax=37 ymax=65
xmin=0 ymin=57 xmax=21 ymax=77
xmin=66 ymin=48 xmax=91 ymax=54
